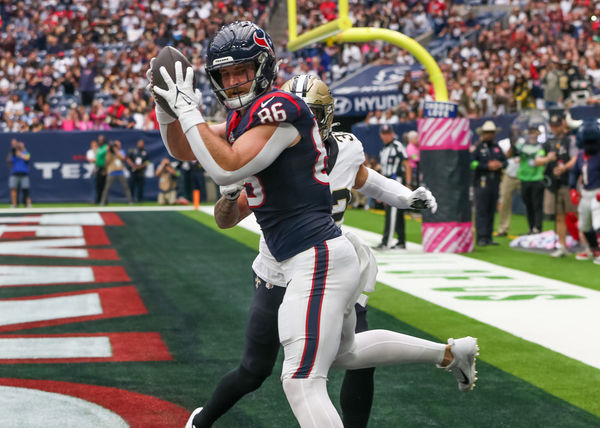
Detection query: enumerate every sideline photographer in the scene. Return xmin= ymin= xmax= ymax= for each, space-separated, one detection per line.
xmin=99 ymin=140 xmax=133 ymax=205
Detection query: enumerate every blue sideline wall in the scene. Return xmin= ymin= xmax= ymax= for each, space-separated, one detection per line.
xmin=1 ymin=130 xmax=167 ymax=203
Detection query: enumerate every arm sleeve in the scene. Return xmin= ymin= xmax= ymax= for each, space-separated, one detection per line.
xmin=356 ymin=167 xmax=413 ymax=209
xmin=569 ymin=156 xmax=581 ymax=189
xmin=184 ymin=122 xmax=299 ymax=185
xmin=158 ymin=122 xmax=174 ymax=157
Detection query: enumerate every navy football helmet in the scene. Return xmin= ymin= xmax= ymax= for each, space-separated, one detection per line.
xmin=576 ymin=120 xmax=600 ymax=154
xmin=206 ymin=21 xmax=278 ymax=110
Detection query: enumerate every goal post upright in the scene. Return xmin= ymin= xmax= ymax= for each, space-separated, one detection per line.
xmin=286 ymin=0 xmax=448 ymax=101
xmin=335 ymin=28 xmax=448 ymax=101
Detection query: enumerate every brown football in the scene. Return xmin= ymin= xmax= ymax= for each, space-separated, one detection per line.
xmin=151 ymin=46 xmax=196 ymax=119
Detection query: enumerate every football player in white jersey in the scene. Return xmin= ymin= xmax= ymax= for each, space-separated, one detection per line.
xmin=186 ymin=75 xmax=478 ymax=428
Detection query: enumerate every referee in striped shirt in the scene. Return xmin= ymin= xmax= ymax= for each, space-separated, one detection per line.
xmin=375 ymin=125 xmax=412 ymax=249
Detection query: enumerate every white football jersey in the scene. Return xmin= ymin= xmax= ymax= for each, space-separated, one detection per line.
xmin=328 ymin=131 xmax=367 ymax=226
xmin=253 ymin=131 xmax=367 ymax=287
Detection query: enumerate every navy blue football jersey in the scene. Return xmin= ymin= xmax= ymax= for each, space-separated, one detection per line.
xmin=227 ymin=89 xmax=341 ymax=261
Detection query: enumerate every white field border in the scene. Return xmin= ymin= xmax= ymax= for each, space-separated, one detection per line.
xmin=197 ymin=206 xmax=600 ymax=370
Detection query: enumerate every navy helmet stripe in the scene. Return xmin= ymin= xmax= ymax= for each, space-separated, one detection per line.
xmin=293 ymin=241 xmax=329 ymax=379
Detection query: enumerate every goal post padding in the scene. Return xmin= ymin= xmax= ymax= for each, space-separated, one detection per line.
xmin=419 ymin=102 xmax=473 ymax=253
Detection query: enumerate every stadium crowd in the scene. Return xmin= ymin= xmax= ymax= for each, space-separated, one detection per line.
xmin=0 ymin=0 xmax=272 ymax=132
xmin=1 ymin=0 xmax=599 ymax=133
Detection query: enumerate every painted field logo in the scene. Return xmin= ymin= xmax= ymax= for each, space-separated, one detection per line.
xmin=0 ymin=212 xmax=172 ymax=362
xmin=0 ymin=211 xmax=188 ymax=425
xmin=0 ymin=378 xmax=189 ymax=427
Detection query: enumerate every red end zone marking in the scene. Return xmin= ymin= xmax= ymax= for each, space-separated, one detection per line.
xmin=92 ymin=266 xmax=130 ymax=283
xmin=0 ymin=265 xmax=130 ymax=288
xmin=0 ymin=286 xmax=147 ymax=333
xmin=1 ymin=231 xmax=37 ymax=239
xmin=86 ymin=249 xmax=119 ymax=260
xmin=100 ymin=213 xmax=124 ymax=226
xmin=0 ymin=332 xmax=172 ymax=363
xmin=82 ymin=226 xmax=110 ymax=246
xmin=0 ymin=378 xmax=189 ymax=426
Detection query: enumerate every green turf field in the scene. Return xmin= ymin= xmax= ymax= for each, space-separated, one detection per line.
xmin=1 ymin=209 xmax=598 ymax=427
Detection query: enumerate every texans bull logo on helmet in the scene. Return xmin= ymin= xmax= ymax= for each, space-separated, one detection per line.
xmin=253 ymin=31 xmax=273 ymax=54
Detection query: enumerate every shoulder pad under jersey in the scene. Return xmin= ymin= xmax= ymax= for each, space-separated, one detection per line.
xmin=246 ymin=90 xmax=305 ymax=128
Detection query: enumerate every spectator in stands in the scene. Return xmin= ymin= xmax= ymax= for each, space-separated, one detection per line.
xmin=79 ymin=57 xmax=97 ymax=107
xmin=382 ymin=108 xmax=399 ymax=124
xmin=7 ymin=139 xmax=32 ymax=208
xmin=100 ymin=140 xmax=133 ymax=206
xmin=475 ymin=79 xmax=496 ymax=117
xmin=61 ymin=108 xmax=77 ymax=131
xmin=126 ymin=139 xmax=150 ymax=203
xmin=107 ymin=97 xmax=127 ymax=128
xmin=5 ymin=93 xmax=24 ymax=119
xmin=39 ymin=103 xmax=60 ymax=129
xmin=513 ymin=74 xmax=535 ymax=111
xmin=541 ymin=58 xmax=565 ymax=110
xmin=494 ymin=79 xmax=512 ymax=115
xmin=366 ymin=109 xmax=384 ymax=125
xmin=156 ymin=157 xmax=177 ymax=205
xmin=60 ymin=69 xmax=77 ymax=97
xmin=458 ymin=85 xmax=479 ymax=118
xmin=90 ymin=100 xmax=109 ymax=130
xmin=76 ymin=111 xmax=94 ymax=131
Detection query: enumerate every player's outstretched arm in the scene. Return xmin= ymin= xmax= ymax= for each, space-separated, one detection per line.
xmin=354 ymin=165 xmax=437 ymax=212
xmin=152 ymin=61 xmax=299 ymax=185
xmin=147 ymin=58 xmax=226 ymax=160
xmin=162 ymin=121 xmax=226 ymax=161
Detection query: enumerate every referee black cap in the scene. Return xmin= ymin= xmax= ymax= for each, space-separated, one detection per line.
xmin=380 ymin=124 xmax=394 ymax=134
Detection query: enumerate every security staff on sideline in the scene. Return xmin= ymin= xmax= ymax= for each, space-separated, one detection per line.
xmin=471 ymin=120 xmax=507 ymax=246
xmin=376 ymin=124 xmax=412 ymax=249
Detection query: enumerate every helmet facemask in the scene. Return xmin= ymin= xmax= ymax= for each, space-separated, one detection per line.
xmin=208 ymin=53 xmax=273 ymax=110
xmin=309 ymin=103 xmax=335 ymax=141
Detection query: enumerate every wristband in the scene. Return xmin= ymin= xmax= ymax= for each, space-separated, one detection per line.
xmin=179 ymin=108 xmax=205 ymax=134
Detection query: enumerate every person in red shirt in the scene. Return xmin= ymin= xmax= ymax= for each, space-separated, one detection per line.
xmin=319 ymin=1 xmax=337 ymax=21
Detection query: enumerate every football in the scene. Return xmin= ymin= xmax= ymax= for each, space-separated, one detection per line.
xmin=151 ymin=46 xmax=196 ymax=119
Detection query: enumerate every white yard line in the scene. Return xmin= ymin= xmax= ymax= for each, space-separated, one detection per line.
xmin=197 ymin=206 xmax=600 ymax=370
xmin=0 ymin=206 xmax=196 ymax=215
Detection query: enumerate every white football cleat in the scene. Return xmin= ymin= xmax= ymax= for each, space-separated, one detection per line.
xmin=185 ymin=407 xmax=203 ymax=428
xmin=441 ymin=336 xmax=479 ymax=392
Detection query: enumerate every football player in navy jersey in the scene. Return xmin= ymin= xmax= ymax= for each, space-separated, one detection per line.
xmin=182 ymin=75 xmax=478 ymax=428
xmin=150 ymin=22 xmax=478 ymax=428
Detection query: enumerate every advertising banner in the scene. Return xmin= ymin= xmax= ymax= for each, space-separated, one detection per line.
xmin=330 ymin=64 xmax=423 ymax=117
xmin=1 ymin=130 xmax=169 ymax=203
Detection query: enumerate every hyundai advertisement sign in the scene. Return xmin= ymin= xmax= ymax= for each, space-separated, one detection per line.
xmin=330 ymin=64 xmax=423 ymax=117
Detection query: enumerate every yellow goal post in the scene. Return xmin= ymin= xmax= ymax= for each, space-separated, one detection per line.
xmin=286 ymin=0 xmax=448 ymax=101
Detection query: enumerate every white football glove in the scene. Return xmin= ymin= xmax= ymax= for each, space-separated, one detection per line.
xmin=408 ymin=187 xmax=438 ymax=213
xmin=220 ymin=182 xmax=245 ymax=201
xmin=152 ymin=61 xmax=205 ymax=132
